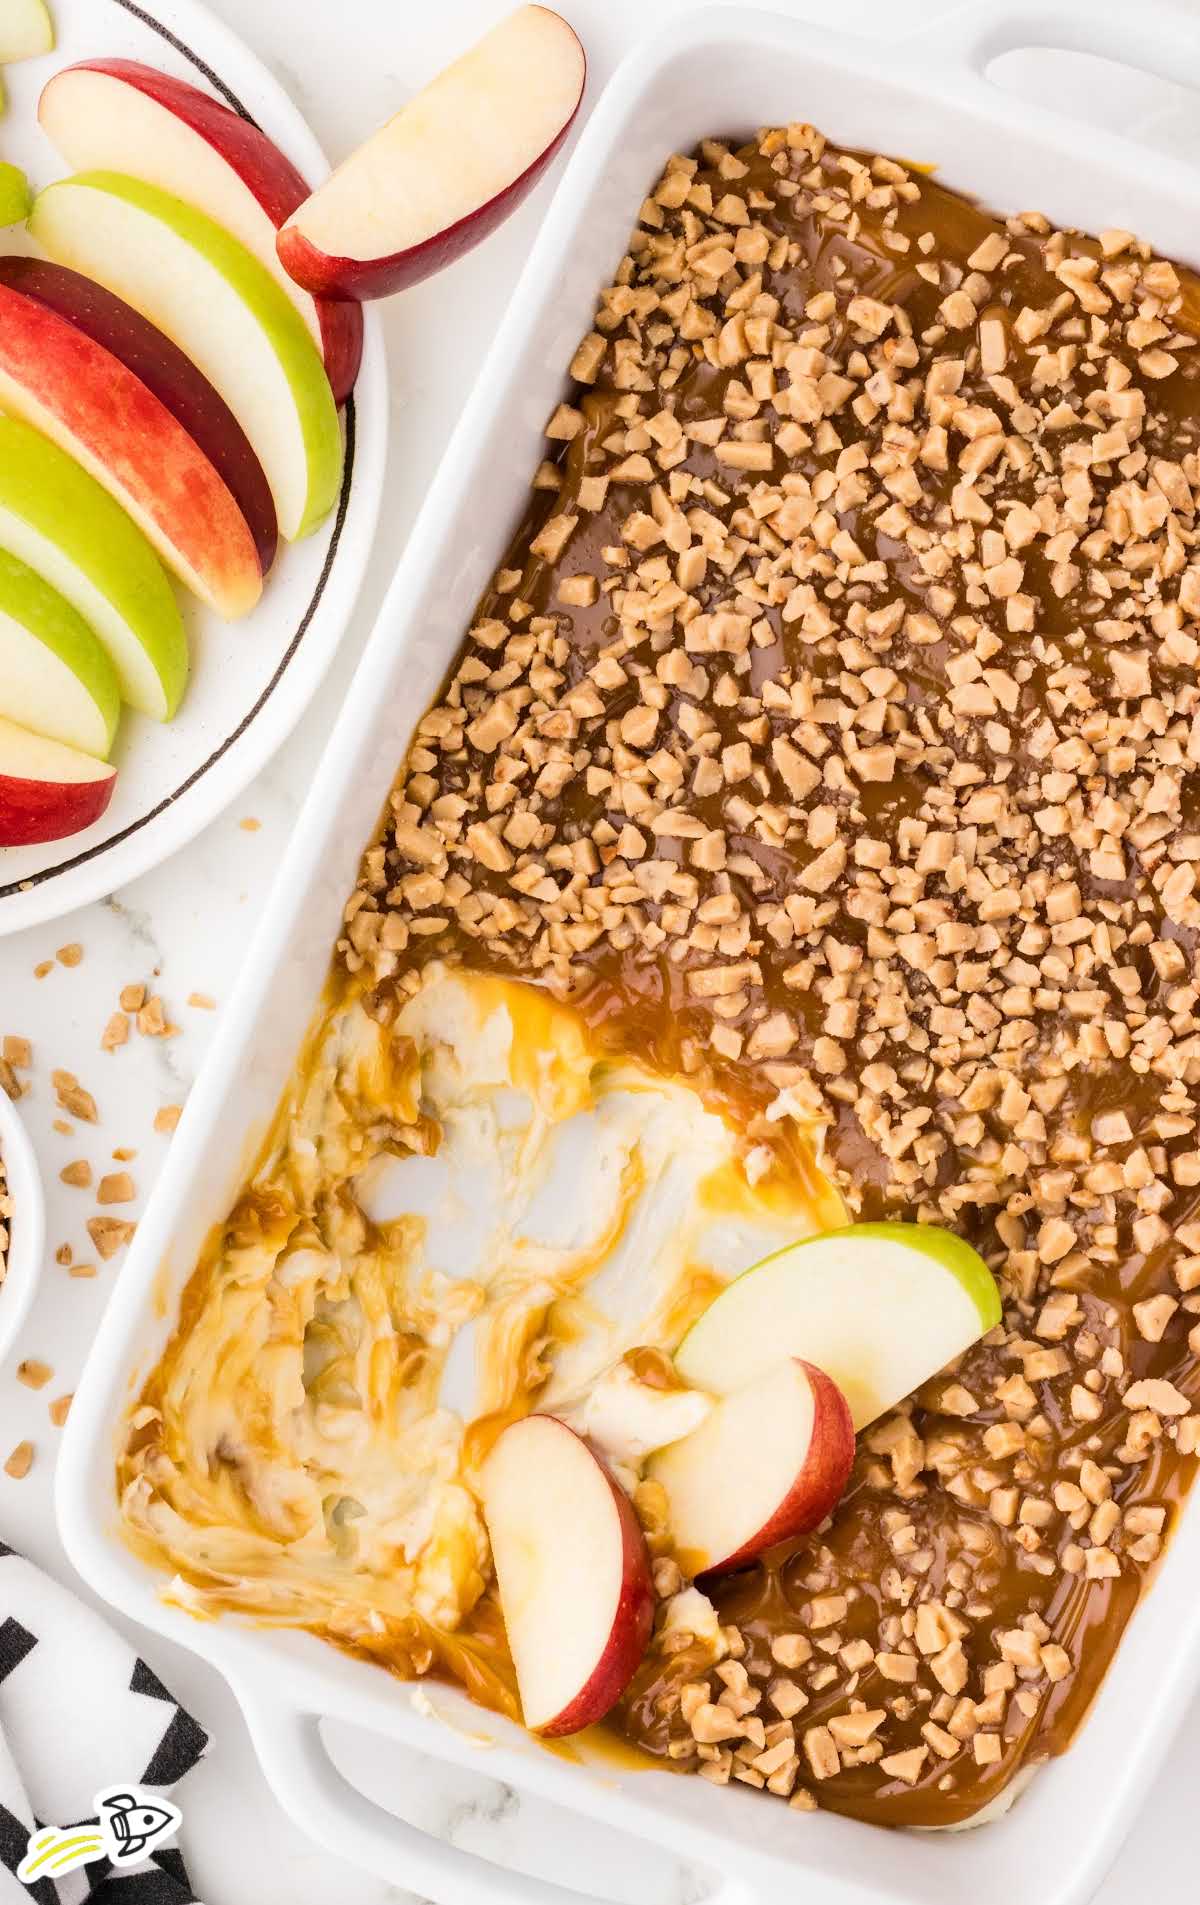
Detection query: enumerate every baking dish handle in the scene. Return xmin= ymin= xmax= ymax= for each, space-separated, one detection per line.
xmin=908 ymin=0 xmax=1200 ymax=100
xmin=238 ymin=1685 xmax=752 ymax=1905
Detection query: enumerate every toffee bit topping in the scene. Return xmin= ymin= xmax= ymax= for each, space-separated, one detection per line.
xmin=328 ymin=118 xmax=1200 ymax=1826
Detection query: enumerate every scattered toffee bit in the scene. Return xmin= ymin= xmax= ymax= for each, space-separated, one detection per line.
xmin=2 ymin=1038 xmax=31 ymax=1070
xmin=187 ymin=993 xmax=216 ymax=1011
xmin=120 ymin=985 xmax=146 ymax=1013
xmin=136 ymin=996 xmax=178 ymax=1039
xmin=239 ymin=817 xmax=261 ymax=832
xmin=60 ymin=1160 xmax=92 ymax=1189
xmin=98 ymin=1172 xmax=135 ymax=1206
xmin=68 ymin=1262 xmax=96 ymax=1280
xmin=16 ymin=1360 xmax=51 ymax=1390
xmin=329 ymin=124 xmax=1200 ymax=1826
xmin=56 ymin=943 xmax=83 ymax=968
xmin=32 ymin=961 xmax=52 ymax=980
xmin=102 ymin=1012 xmax=129 ymax=1052
xmin=54 ymin=1243 xmax=72 ymax=1266
xmin=4 ymin=1441 xmax=33 ymax=1479
xmin=48 ymin=1395 xmax=72 ymax=1427
xmin=88 ymin=1216 xmax=135 ymax=1260
xmin=154 ymin=1105 xmax=183 ymax=1136
xmin=52 ymin=1072 xmax=96 ymax=1123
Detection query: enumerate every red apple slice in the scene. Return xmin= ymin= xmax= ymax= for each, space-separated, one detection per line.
xmin=0 ymin=715 xmax=117 ymax=845
xmin=37 ymin=57 xmax=363 ymax=406
xmin=277 ymin=5 xmax=586 ymax=301
xmin=481 ymin=1415 xmax=653 ymax=1737
xmin=0 ymin=276 xmax=263 ymax=619
xmin=0 ymin=257 xmax=277 ymax=577
xmin=649 ymin=1361 xmax=855 ymax=1578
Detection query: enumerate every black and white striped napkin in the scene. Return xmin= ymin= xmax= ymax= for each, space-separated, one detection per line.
xmin=0 ymin=1544 xmax=207 ymax=1902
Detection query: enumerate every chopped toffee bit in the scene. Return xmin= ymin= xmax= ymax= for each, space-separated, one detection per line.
xmin=52 ymin=1073 xmax=96 ymax=1123
xmin=87 ymin=1216 xmax=135 ymax=1260
xmin=154 ymin=1105 xmax=183 ymax=1136
xmin=4 ymin=1441 xmax=33 ymax=1479
xmin=97 ymin=1171 xmax=135 ymax=1206
xmin=102 ymin=1013 xmax=129 ymax=1052
xmin=16 ymin=1360 xmax=51 ymax=1390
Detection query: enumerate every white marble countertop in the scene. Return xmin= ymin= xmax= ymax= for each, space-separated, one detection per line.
xmin=1 ymin=0 xmax=1198 ymax=1898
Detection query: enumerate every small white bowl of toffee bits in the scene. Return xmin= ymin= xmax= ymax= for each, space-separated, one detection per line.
xmin=0 ymin=1071 xmax=45 ymax=1373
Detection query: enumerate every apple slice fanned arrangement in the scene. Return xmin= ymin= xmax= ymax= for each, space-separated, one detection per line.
xmin=481 ymin=1223 xmax=1001 ymax=1739
xmin=0 ymin=8 xmax=357 ymax=847
xmin=0 ymin=3 xmax=586 ymax=851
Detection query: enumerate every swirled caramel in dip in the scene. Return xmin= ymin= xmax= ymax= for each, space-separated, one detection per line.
xmin=122 ymin=122 xmax=1200 ymax=1829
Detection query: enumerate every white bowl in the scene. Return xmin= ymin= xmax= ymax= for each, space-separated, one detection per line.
xmin=0 ymin=1088 xmax=45 ymax=1370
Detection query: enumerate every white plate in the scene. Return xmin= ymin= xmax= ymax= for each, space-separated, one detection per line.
xmin=0 ymin=0 xmax=387 ymax=935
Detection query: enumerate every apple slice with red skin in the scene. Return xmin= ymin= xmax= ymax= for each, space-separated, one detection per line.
xmin=0 ymin=258 xmax=277 ymax=577
xmin=0 ymin=715 xmax=117 ymax=846
xmin=481 ymin=1414 xmax=654 ymax=1737
xmin=277 ymin=5 xmax=586 ymax=301
xmin=37 ymin=57 xmax=362 ymax=406
xmin=0 ymin=274 xmax=263 ymax=620
xmin=649 ymin=1360 xmax=855 ymax=1579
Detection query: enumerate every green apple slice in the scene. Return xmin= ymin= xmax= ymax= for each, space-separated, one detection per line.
xmin=674 ymin=1222 xmax=1002 ymax=1431
xmin=0 ymin=547 xmax=119 ymax=757
xmin=0 ymin=0 xmax=53 ymax=63
xmin=0 ymin=414 xmax=187 ymax=720
xmin=0 ymin=161 xmax=31 ymax=225
xmin=30 ymin=171 xmax=342 ymax=540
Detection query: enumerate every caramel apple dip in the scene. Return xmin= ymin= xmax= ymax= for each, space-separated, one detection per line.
xmin=120 ymin=122 xmax=1200 ymax=1831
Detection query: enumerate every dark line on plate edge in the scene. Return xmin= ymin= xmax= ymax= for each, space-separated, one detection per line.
xmin=0 ymin=0 xmax=357 ymax=900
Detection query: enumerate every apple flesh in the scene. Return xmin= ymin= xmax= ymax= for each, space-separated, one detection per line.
xmin=31 ymin=173 xmax=343 ymax=543
xmin=277 ymin=4 xmax=586 ymax=300
xmin=0 ymin=547 xmax=120 ymax=759
xmin=0 ymin=275 xmax=263 ymax=619
xmin=0 ymin=715 xmax=116 ymax=846
xmin=481 ymin=1414 xmax=653 ymax=1736
xmin=0 ymin=413 xmax=187 ymax=721
xmin=38 ymin=57 xmax=362 ymax=405
xmin=649 ymin=1360 xmax=854 ymax=1577
xmin=0 ymin=258 xmax=277 ymax=576
xmin=0 ymin=0 xmax=53 ymax=63
xmin=675 ymin=1222 xmax=1002 ymax=1433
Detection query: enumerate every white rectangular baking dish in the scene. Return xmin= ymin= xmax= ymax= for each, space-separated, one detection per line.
xmin=57 ymin=4 xmax=1200 ymax=1902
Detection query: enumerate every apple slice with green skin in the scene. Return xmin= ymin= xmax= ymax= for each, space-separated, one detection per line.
xmin=38 ymin=58 xmax=362 ymax=406
xmin=0 ymin=258 xmax=277 ymax=576
xmin=0 ymin=276 xmax=263 ymax=619
xmin=674 ymin=1222 xmax=1002 ymax=1432
xmin=0 ymin=716 xmax=116 ymax=846
xmin=0 ymin=161 xmax=31 ymax=225
xmin=30 ymin=172 xmax=343 ymax=542
xmin=649 ymin=1359 xmax=854 ymax=1577
xmin=481 ymin=1414 xmax=654 ymax=1737
xmin=0 ymin=548 xmax=119 ymax=759
xmin=0 ymin=0 xmax=53 ymax=62
xmin=277 ymin=5 xmax=586 ymax=301
xmin=0 ymin=414 xmax=187 ymax=721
